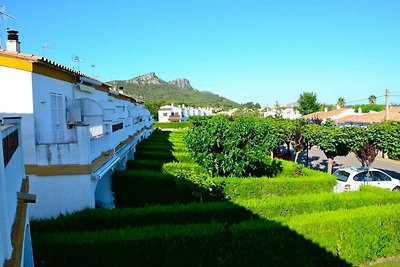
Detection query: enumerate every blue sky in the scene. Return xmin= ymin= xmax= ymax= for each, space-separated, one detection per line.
xmin=1 ymin=0 xmax=400 ymax=105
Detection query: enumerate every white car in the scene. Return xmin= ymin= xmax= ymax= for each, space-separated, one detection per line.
xmin=333 ymin=167 xmax=400 ymax=192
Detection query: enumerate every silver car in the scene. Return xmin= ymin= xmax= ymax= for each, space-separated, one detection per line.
xmin=333 ymin=167 xmax=400 ymax=192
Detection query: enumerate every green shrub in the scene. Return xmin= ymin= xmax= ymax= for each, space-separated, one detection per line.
xmin=112 ymin=170 xmax=190 ymax=207
xmin=126 ymin=160 xmax=164 ymax=172
xmin=155 ymin=121 xmax=191 ymax=129
xmin=234 ymin=187 xmax=400 ymax=220
xmin=285 ymin=203 xmax=400 ymax=264
xmin=185 ymin=116 xmax=283 ymax=177
xmin=218 ymin=175 xmax=337 ymax=199
xmin=172 ymin=152 xmax=192 ymax=163
xmin=31 ymin=201 xmax=258 ymax=234
xmin=134 ymin=151 xmax=175 ymax=162
xmin=162 ymin=162 xmax=205 ymax=176
xmin=32 ymin=223 xmax=227 ymax=267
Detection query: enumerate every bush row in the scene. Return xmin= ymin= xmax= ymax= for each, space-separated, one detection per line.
xmin=234 ymin=186 xmax=400 ymax=219
xmin=126 ymin=160 xmax=165 ymax=172
xmin=154 ymin=121 xmax=191 ymax=129
xmin=134 ymin=150 xmax=175 ymax=162
xmin=32 ymin=187 xmax=398 ymax=235
xmin=284 ymin=203 xmax=400 ymax=264
xmin=30 ymin=201 xmax=257 ymax=234
xmin=218 ymin=174 xmax=337 ymax=199
xmin=33 ymin=197 xmax=400 ymax=266
xmin=112 ymin=170 xmax=192 ymax=207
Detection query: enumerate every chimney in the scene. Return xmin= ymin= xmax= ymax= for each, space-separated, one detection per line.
xmin=324 ymin=107 xmax=328 ymax=112
xmin=336 ymin=104 xmax=340 ymax=110
xmin=358 ymin=107 xmax=362 ymax=114
xmin=6 ymin=29 xmax=20 ymax=53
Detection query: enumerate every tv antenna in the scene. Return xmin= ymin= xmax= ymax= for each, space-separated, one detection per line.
xmin=71 ymin=54 xmax=82 ymax=71
xmin=0 ymin=5 xmax=15 ymax=20
xmin=0 ymin=5 xmax=15 ymax=49
xmin=42 ymin=42 xmax=57 ymax=57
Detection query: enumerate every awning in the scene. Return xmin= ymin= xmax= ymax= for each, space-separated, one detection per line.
xmin=91 ymin=156 xmax=120 ymax=180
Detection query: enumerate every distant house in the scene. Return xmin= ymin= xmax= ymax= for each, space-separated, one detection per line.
xmin=263 ymin=107 xmax=302 ymax=120
xmin=303 ymin=107 xmax=355 ymax=123
xmin=336 ymin=107 xmax=400 ymax=127
xmin=0 ymin=30 xmax=154 ymax=219
xmin=0 ymin=117 xmax=35 ymax=266
xmin=158 ymin=104 xmax=212 ymax=123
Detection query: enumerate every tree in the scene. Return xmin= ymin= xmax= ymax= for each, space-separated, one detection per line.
xmin=337 ymin=97 xmax=345 ymax=108
xmin=289 ymin=119 xmax=307 ymax=163
xmin=368 ymin=121 xmax=400 ymax=159
xmin=303 ymin=124 xmax=366 ymax=174
xmin=368 ymin=95 xmax=377 ymax=105
xmin=297 ymin=92 xmax=320 ymax=115
xmin=355 ymin=143 xmax=378 ymax=167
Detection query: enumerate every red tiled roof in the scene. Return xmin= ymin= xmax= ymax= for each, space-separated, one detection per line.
xmin=303 ymin=108 xmax=352 ymax=119
xmin=337 ymin=108 xmax=400 ymax=124
xmin=0 ymin=50 xmax=137 ymax=102
xmin=0 ymin=49 xmax=110 ymax=86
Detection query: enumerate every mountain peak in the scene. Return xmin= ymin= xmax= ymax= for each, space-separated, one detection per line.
xmin=169 ymin=78 xmax=192 ymax=89
xmin=128 ymin=72 xmax=166 ymax=85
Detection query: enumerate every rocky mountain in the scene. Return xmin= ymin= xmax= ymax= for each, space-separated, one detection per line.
xmin=169 ymin=78 xmax=192 ymax=89
xmin=109 ymin=72 xmax=238 ymax=110
xmin=127 ymin=72 xmax=166 ymax=85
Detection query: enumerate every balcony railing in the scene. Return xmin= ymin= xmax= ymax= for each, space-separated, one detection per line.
xmin=36 ymin=128 xmax=78 ymax=144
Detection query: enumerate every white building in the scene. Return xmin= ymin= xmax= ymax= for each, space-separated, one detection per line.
xmin=158 ymin=104 xmax=212 ymax=123
xmin=0 ymin=117 xmax=35 ymax=267
xmin=0 ymin=30 xmax=154 ymax=219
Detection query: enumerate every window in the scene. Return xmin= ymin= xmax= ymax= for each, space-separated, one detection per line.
xmin=353 ymin=172 xmax=368 ymax=182
xmin=334 ymin=170 xmax=350 ymax=182
xmin=50 ymin=93 xmax=65 ymax=142
xmin=163 ymin=113 xmax=168 ymax=117
xmin=2 ymin=129 xmax=19 ymax=167
xmin=371 ymin=171 xmax=392 ymax=181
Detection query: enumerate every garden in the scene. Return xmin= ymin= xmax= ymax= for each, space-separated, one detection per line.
xmin=30 ymin=117 xmax=400 ymax=266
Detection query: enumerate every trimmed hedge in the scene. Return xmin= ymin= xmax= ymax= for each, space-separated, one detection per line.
xmin=126 ymin=160 xmax=164 ymax=172
xmin=134 ymin=151 xmax=175 ymax=162
xmin=172 ymin=152 xmax=192 ymax=163
xmin=218 ymin=175 xmax=337 ymax=199
xmin=285 ymin=203 xmax=400 ymax=264
xmin=155 ymin=121 xmax=191 ymax=129
xmin=32 ymin=221 xmax=351 ymax=267
xmin=162 ymin=162 xmax=205 ymax=176
xmin=31 ymin=201 xmax=258 ymax=234
xmin=32 ymin=223 xmax=227 ymax=267
xmin=112 ymin=170 xmax=191 ymax=207
xmin=234 ymin=186 xmax=400 ymax=220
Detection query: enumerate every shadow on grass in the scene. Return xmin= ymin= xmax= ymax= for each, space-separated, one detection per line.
xmin=31 ymin=130 xmax=351 ymax=267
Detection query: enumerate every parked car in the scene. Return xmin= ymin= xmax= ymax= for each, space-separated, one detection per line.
xmin=333 ymin=167 xmax=400 ymax=192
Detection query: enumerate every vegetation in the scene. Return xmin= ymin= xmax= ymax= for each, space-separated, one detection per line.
xmin=185 ymin=116 xmax=283 ymax=177
xmin=114 ymin=82 xmax=239 ymax=112
xmin=368 ymin=121 xmax=400 ymax=159
xmin=303 ymin=124 xmax=367 ymax=173
xmin=337 ymin=97 xmax=346 ymax=108
xmin=154 ymin=121 xmax=191 ymax=129
xmin=31 ymin=123 xmax=400 ymax=266
xmin=353 ymin=104 xmax=384 ymax=113
xmin=297 ymin=92 xmax=321 ymax=115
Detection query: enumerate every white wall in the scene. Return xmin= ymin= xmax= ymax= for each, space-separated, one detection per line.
xmin=0 ymin=66 xmax=34 ymax=114
xmin=29 ymin=174 xmax=94 ymax=219
xmin=0 ymin=121 xmax=27 ymax=264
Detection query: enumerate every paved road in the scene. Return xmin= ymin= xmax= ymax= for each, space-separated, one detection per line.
xmin=297 ymin=147 xmax=400 ymax=180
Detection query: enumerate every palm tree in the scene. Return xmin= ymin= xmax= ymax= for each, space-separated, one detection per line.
xmin=368 ymin=95 xmax=377 ymax=105
xmin=337 ymin=97 xmax=345 ymax=108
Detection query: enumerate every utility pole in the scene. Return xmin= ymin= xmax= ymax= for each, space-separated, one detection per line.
xmin=385 ymin=88 xmax=389 ymax=121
